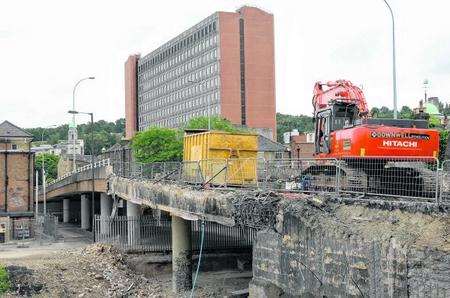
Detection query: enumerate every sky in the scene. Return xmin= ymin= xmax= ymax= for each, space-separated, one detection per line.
xmin=1 ymin=0 xmax=450 ymax=128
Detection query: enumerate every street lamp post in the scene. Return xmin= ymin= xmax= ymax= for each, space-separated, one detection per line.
xmin=382 ymin=0 xmax=398 ymax=119
xmin=72 ymin=77 xmax=95 ymax=172
xmin=68 ymin=110 xmax=95 ymax=234
xmin=40 ymin=125 xmax=57 ymax=215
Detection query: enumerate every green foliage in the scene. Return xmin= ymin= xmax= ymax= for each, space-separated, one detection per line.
xmin=399 ymin=106 xmax=413 ymax=119
xmin=185 ymin=116 xmax=240 ymax=132
xmin=428 ymin=115 xmax=441 ymax=128
xmin=276 ymin=113 xmax=314 ymax=143
xmin=439 ymin=130 xmax=449 ymax=162
xmin=26 ymin=118 xmax=125 ymax=155
xmin=0 ymin=264 xmax=10 ymax=294
xmin=371 ymin=106 xmax=395 ymax=118
xmin=132 ymin=127 xmax=183 ymax=163
xmin=84 ymin=131 xmax=119 ymax=155
xmin=35 ymin=153 xmax=60 ymax=183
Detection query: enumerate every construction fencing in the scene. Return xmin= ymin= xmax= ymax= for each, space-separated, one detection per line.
xmin=35 ymin=214 xmax=59 ymax=240
xmin=11 ymin=218 xmax=35 ymax=240
xmin=111 ymin=157 xmax=450 ymax=204
xmin=93 ymin=215 xmax=256 ymax=253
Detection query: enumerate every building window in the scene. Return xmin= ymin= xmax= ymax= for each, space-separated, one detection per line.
xmin=11 ymin=144 xmax=18 ymax=150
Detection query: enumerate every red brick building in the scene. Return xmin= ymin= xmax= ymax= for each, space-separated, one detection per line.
xmin=289 ymin=133 xmax=315 ymax=159
xmin=0 ymin=121 xmax=34 ymax=217
xmin=125 ymin=6 xmax=276 ymax=140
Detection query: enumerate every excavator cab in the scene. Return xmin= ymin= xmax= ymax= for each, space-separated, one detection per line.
xmin=332 ymin=102 xmax=359 ymax=129
xmin=315 ymin=102 xmax=360 ymax=154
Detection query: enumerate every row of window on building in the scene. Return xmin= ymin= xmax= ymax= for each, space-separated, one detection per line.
xmin=139 ymin=53 xmax=219 ymax=97
xmin=138 ymin=19 xmax=218 ymax=73
xmin=140 ymin=90 xmax=220 ymax=122
xmin=141 ymin=104 xmax=220 ymax=130
xmin=138 ymin=34 xmax=218 ymax=83
xmin=139 ymin=74 xmax=220 ymax=111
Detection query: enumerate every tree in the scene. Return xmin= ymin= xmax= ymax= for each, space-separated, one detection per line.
xmin=35 ymin=153 xmax=60 ymax=183
xmin=84 ymin=131 xmax=118 ymax=155
xmin=399 ymin=106 xmax=413 ymax=119
xmin=429 ymin=115 xmax=441 ymax=128
xmin=132 ymin=127 xmax=183 ymax=163
xmin=26 ymin=118 xmax=126 ymax=155
xmin=379 ymin=106 xmax=394 ymax=118
xmin=276 ymin=113 xmax=314 ymax=143
xmin=370 ymin=107 xmax=380 ymax=118
xmin=185 ymin=116 xmax=240 ymax=132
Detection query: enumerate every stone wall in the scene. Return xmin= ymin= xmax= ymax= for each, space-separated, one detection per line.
xmin=57 ymin=157 xmax=90 ymax=178
xmin=251 ymin=199 xmax=450 ymax=297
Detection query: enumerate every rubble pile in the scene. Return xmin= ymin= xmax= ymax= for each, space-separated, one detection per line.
xmin=232 ymin=190 xmax=280 ymax=229
xmin=77 ymin=243 xmax=164 ymax=297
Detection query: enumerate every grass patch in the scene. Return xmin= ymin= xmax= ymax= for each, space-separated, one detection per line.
xmin=0 ymin=264 xmax=11 ymax=293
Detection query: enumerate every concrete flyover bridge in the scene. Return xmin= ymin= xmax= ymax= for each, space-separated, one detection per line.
xmin=39 ymin=159 xmax=261 ymax=295
xmin=41 ymin=158 xmax=450 ymax=297
xmin=38 ymin=159 xmax=111 ymax=230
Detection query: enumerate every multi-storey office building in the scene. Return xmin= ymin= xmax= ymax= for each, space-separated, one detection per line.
xmin=125 ymin=6 xmax=276 ymax=139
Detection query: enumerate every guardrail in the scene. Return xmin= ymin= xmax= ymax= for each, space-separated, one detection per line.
xmin=47 ymin=158 xmax=111 ymax=186
xmin=110 ymin=156 xmax=450 ymax=204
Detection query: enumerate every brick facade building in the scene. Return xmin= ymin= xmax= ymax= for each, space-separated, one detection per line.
xmin=124 ymin=6 xmax=276 ymax=140
xmin=0 ymin=121 xmax=34 ymax=217
xmin=289 ymin=133 xmax=315 ymax=159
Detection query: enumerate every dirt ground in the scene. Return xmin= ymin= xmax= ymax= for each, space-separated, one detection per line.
xmin=0 ymin=225 xmax=251 ymax=297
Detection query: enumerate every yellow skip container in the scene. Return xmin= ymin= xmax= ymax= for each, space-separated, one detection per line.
xmin=183 ymin=130 xmax=258 ymax=185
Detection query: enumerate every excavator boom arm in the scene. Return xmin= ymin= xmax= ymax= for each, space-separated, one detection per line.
xmin=313 ymin=80 xmax=369 ymax=117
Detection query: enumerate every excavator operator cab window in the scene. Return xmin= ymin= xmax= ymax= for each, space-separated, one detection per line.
xmin=315 ymin=110 xmax=331 ymax=154
xmin=332 ymin=104 xmax=357 ymax=130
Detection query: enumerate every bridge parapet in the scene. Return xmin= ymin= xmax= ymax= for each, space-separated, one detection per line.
xmin=49 ymin=159 xmax=111 ymax=187
xmin=110 ymin=157 xmax=449 ymax=204
xmin=41 ymin=159 xmax=111 ymax=199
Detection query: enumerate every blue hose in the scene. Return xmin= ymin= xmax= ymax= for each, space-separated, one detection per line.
xmin=190 ymin=220 xmax=205 ymax=298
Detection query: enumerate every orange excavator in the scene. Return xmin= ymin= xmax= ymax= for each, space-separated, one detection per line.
xmin=307 ymin=79 xmax=440 ymax=196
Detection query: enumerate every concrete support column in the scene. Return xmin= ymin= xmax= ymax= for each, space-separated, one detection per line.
xmin=171 ymin=215 xmax=192 ymax=294
xmin=81 ymin=194 xmax=91 ymax=230
xmin=100 ymin=193 xmax=113 ymax=234
xmin=127 ymin=201 xmax=140 ymax=246
xmin=63 ymin=198 xmax=70 ymax=223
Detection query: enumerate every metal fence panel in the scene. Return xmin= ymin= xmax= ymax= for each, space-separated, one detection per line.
xmin=34 ymin=215 xmax=58 ymax=240
xmin=258 ymin=158 xmax=339 ymax=193
xmin=11 ymin=218 xmax=35 ymax=240
xmin=110 ymin=157 xmax=445 ymax=203
xmin=337 ymin=157 xmax=439 ymax=201
xmin=94 ymin=215 xmax=255 ymax=253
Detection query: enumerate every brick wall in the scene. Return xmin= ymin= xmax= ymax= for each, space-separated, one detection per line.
xmin=219 ymin=12 xmax=242 ymax=126
xmin=239 ymin=7 xmax=276 ymax=140
xmin=125 ymin=54 xmax=140 ymax=140
xmin=0 ymin=152 xmax=34 ymax=213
